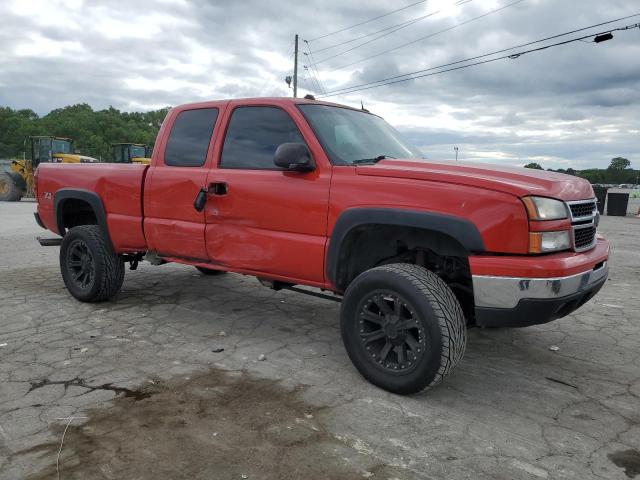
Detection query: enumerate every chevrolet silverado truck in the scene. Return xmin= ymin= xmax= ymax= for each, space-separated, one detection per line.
xmin=33 ymin=97 xmax=609 ymax=394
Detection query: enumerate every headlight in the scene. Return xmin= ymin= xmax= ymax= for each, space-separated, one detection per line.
xmin=529 ymin=231 xmax=571 ymax=253
xmin=522 ymin=196 xmax=568 ymax=220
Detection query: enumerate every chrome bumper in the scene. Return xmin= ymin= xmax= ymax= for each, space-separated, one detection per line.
xmin=472 ymin=261 xmax=608 ymax=309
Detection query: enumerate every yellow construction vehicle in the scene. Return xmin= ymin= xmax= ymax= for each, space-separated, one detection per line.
xmin=0 ymin=136 xmax=99 ymax=201
xmin=111 ymin=143 xmax=151 ymax=165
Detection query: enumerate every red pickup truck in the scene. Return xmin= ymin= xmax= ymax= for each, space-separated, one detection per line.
xmin=34 ymin=97 xmax=609 ymax=394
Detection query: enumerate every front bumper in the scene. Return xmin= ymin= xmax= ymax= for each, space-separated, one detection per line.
xmin=471 ymin=240 xmax=609 ymax=327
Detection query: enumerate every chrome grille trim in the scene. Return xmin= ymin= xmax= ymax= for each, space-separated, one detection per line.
xmin=566 ymin=198 xmax=597 ymax=222
xmin=566 ymin=199 xmax=598 ymax=252
xmin=572 ymin=223 xmax=597 ymax=252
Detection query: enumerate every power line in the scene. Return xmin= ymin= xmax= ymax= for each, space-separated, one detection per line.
xmin=316 ymin=21 xmax=640 ymax=98
xmin=319 ymin=13 xmax=640 ymax=96
xmin=305 ymin=65 xmax=324 ymax=93
xmin=303 ymin=59 xmax=326 ymax=94
xmin=308 ymin=0 xmax=427 ymax=42
xmin=327 ymin=0 xmax=527 ymax=73
xmin=311 ymin=16 xmax=427 ymax=55
xmin=301 ymin=69 xmax=316 ymax=92
xmin=300 ymin=73 xmax=318 ymax=94
xmin=303 ymin=65 xmax=323 ymax=93
xmin=313 ymin=0 xmax=475 ymax=65
xmin=311 ymin=0 xmax=474 ymax=56
xmin=302 ymin=66 xmax=318 ymax=92
xmin=304 ymin=44 xmax=327 ymax=93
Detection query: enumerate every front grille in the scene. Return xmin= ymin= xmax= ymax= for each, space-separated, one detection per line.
xmin=573 ymin=225 xmax=596 ymax=250
xmin=569 ymin=200 xmax=596 ymax=220
xmin=566 ymin=199 xmax=598 ymax=252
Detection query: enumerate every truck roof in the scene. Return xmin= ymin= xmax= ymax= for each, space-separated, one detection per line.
xmin=30 ymin=136 xmax=73 ymax=141
xmin=172 ymin=97 xmax=363 ymax=113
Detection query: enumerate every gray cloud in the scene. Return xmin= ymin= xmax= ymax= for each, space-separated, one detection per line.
xmin=0 ymin=0 xmax=638 ymax=169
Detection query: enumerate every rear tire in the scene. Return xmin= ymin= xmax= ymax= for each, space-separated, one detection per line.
xmin=195 ymin=266 xmax=226 ymax=275
xmin=60 ymin=225 xmax=124 ymax=302
xmin=341 ymin=263 xmax=466 ymax=395
xmin=0 ymin=173 xmax=22 ymax=201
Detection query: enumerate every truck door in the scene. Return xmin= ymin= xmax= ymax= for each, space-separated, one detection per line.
xmin=144 ymin=106 xmax=221 ymax=260
xmin=204 ymin=103 xmax=331 ymax=285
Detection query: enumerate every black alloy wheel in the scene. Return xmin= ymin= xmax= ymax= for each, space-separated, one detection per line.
xmin=357 ymin=291 xmax=426 ymax=373
xmin=65 ymin=239 xmax=95 ymax=290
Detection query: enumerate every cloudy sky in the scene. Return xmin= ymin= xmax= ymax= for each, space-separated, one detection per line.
xmin=1 ymin=0 xmax=638 ymax=169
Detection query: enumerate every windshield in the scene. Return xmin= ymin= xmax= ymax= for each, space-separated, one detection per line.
xmin=130 ymin=145 xmax=146 ymax=158
xmin=51 ymin=139 xmax=72 ymax=154
xmin=298 ymin=104 xmax=423 ymax=165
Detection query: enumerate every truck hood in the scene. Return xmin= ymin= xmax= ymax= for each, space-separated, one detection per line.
xmin=355 ymin=159 xmax=594 ymax=201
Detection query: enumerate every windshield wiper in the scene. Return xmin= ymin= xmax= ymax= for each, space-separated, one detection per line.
xmin=352 ymin=155 xmax=396 ymax=165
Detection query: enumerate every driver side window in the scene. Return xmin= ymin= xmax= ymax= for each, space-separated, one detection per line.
xmin=220 ymin=106 xmax=305 ymax=170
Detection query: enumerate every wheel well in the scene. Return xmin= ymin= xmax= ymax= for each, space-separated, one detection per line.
xmin=334 ymin=224 xmax=475 ymax=323
xmin=59 ymin=198 xmax=98 ymax=232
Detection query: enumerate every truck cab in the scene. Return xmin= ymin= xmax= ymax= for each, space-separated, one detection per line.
xmin=32 ymin=136 xmax=99 ymax=165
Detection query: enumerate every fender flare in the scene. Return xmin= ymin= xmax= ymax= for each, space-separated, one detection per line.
xmin=326 ymin=208 xmax=485 ymax=287
xmin=53 ymin=189 xmax=112 ymax=247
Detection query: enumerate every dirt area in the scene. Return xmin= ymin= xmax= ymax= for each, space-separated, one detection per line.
xmin=19 ymin=369 xmax=409 ymax=480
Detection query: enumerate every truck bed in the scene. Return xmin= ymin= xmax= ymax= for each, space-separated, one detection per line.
xmin=36 ymin=163 xmax=149 ymax=251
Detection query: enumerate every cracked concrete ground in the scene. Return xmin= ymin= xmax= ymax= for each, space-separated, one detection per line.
xmin=1 ymin=200 xmax=639 ymax=479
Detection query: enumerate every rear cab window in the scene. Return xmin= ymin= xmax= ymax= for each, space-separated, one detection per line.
xmin=164 ymin=108 xmax=219 ymax=167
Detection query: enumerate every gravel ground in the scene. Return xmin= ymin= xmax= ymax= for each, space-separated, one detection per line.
xmin=1 ymin=199 xmax=639 ymax=480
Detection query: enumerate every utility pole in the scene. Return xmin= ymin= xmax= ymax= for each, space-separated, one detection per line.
xmin=293 ymin=34 xmax=299 ymax=98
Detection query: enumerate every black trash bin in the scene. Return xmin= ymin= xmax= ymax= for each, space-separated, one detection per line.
xmin=593 ymin=186 xmax=608 ymax=215
xmin=607 ymin=192 xmax=630 ymax=216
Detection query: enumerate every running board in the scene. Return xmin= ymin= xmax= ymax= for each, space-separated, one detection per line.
xmin=37 ymin=236 xmax=62 ymax=246
xmin=257 ymin=278 xmax=342 ymax=303
xmin=283 ymin=286 xmax=342 ymax=303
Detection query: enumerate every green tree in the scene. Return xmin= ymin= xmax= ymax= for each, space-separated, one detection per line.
xmin=524 ymin=162 xmax=543 ymax=170
xmin=608 ymin=157 xmax=631 ymax=170
xmin=0 ymin=104 xmax=170 ymax=161
xmin=607 ymin=157 xmax=632 ymax=183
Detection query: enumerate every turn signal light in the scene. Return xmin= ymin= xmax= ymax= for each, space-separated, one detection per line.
xmin=529 ymin=231 xmax=571 ymax=253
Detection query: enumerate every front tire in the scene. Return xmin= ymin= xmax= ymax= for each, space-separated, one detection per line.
xmin=0 ymin=173 xmax=22 ymax=201
xmin=60 ymin=225 xmax=124 ymax=302
xmin=341 ymin=263 xmax=467 ymax=395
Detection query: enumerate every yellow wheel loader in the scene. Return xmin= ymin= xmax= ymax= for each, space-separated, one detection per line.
xmin=0 ymin=136 xmax=99 ymax=201
xmin=111 ymin=143 xmax=151 ymax=165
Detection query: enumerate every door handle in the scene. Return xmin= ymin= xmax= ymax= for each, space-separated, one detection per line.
xmin=193 ymin=187 xmax=208 ymax=212
xmin=208 ymin=182 xmax=228 ymax=196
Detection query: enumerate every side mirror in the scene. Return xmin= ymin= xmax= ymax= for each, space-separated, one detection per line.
xmin=274 ymin=143 xmax=314 ymax=172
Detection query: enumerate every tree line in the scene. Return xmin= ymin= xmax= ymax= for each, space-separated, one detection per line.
xmin=0 ymin=104 xmax=169 ymax=162
xmin=524 ymin=157 xmax=639 ymax=185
